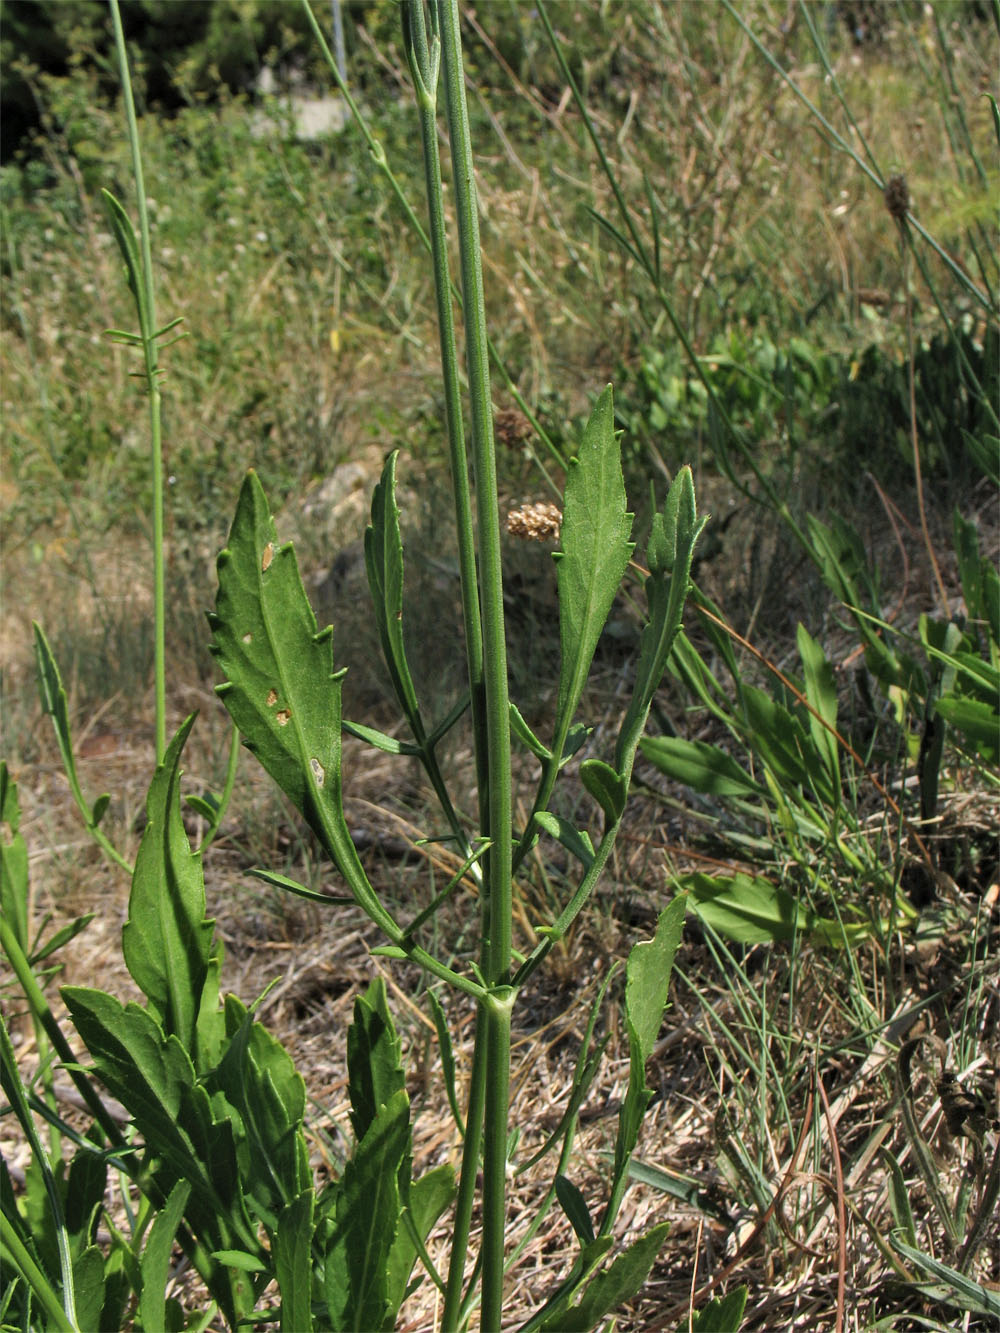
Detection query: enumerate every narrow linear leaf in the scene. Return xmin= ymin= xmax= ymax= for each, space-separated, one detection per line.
xmin=365 ymin=452 xmax=422 ymax=725
xmin=533 ymin=811 xmax=595 ymax=869
xmin=615 ymin=466 xmax=706 ymax=775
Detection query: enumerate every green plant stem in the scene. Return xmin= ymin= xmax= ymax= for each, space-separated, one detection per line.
xmin=0 ymin=1214 xmax=77 ymax=1333
xmin=302 ymin=0 xmax=565 ymax=483
xmin=435 ymin=2 xmax=513 ymax=1325
xmin=442 ymin=1007 xmax=488 ymax=1331
xmin=109 ymin=0 xmax=166 ymax=762
xmin=402 ymin=0 xmax=489 ymax=846
xmin=0 ymin=917 xmax=127 ymax=1148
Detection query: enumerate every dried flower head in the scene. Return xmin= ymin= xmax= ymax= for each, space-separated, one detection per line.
xmin=494 ymin=408 xmax=533 ymax=448
xmin=506 ymin=502 xmax=562 ymax=542
xmin=884 ymin=174 xmax=910 ymax=221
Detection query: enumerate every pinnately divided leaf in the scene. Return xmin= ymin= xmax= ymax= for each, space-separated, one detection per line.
xmin=554 ymin=386 xmax=634 ymax=743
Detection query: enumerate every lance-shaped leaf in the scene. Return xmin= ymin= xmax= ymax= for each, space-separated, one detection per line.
xmin=639 ymin=735 xmax=765 ymax=800
xmin=0 ymin=763 xmax=28 ymax=955
xmin=365 ymin=452 xmax=422 ymax=727
xmin=209 ymin=471 xmax=398 ymax=940
xmin=347 ymin=978 xmax=407 ymax=1144
xmin=615 ymin=465 xmax=706 ymax=776
xmin=122 ymin=716 xmax=215 ymax=1055
xmin=554 ymin=386 xmax=634 ymax=745
xmin=538 ymin=1222 xmax=670 ymax=1333
xmin=601 ymin=897 xmax=686 ymax=1235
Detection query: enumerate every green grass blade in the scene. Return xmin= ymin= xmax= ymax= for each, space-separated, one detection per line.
xmin=122 ymin=716 xmax=215 ymax=1053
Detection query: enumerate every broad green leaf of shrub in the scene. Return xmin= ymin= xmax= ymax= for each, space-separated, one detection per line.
xmin=122 ymin=715 xmax=216 ymax=1058
xmin=324 ymin=1086 xmax=410 ymax=1332
xmin=554 ymin=385 xmax=634 ymax=744
xmin=209 ymin=471 xmax=397 ymax=939
xmin=639 ymin=735 xmax=764 ymax=799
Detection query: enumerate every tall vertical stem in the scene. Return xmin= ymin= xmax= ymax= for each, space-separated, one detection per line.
xmin=109 ymin=0 xmax=166 ymax=762
xmin=437 ymin=0 xmax=513 ymax=1324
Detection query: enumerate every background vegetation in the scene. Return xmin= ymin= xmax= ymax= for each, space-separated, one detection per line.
xmin=2 ymin=1 xmax=997 ymax=1329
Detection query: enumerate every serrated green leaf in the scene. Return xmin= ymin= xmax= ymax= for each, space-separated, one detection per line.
xmin=210 ymin=995 xmax=309 ymax=1226
xmin=580 ymin=758 xmax=627 ymax=823
xmin=639 ymin=735 xmax=763 ymax=799
xmin=324 ymin=1087 xmax=409 ymax=1332
xmin=555 ymin=386 xmax=634 ymax=741
xmin=122 ymin=716 xmax=215 ymax=1054
xmin=347 ymin=978 xmax=406 ymax=1145
xmin=274 ymin=1190 xmax=315 ymax=1333
xmin=140 ymin=1181 xmax=191 ymax=1333
xmin=210 ymin=471 xmax=396 ymax=939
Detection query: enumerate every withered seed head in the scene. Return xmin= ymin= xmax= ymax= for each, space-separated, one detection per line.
xmin=884 ymin=174 xmax=910 ymax=221
xmin=506 ymin=502 xmax=562 ymax=542
xmin=495 ymin=408 xmax=533 ymax=447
